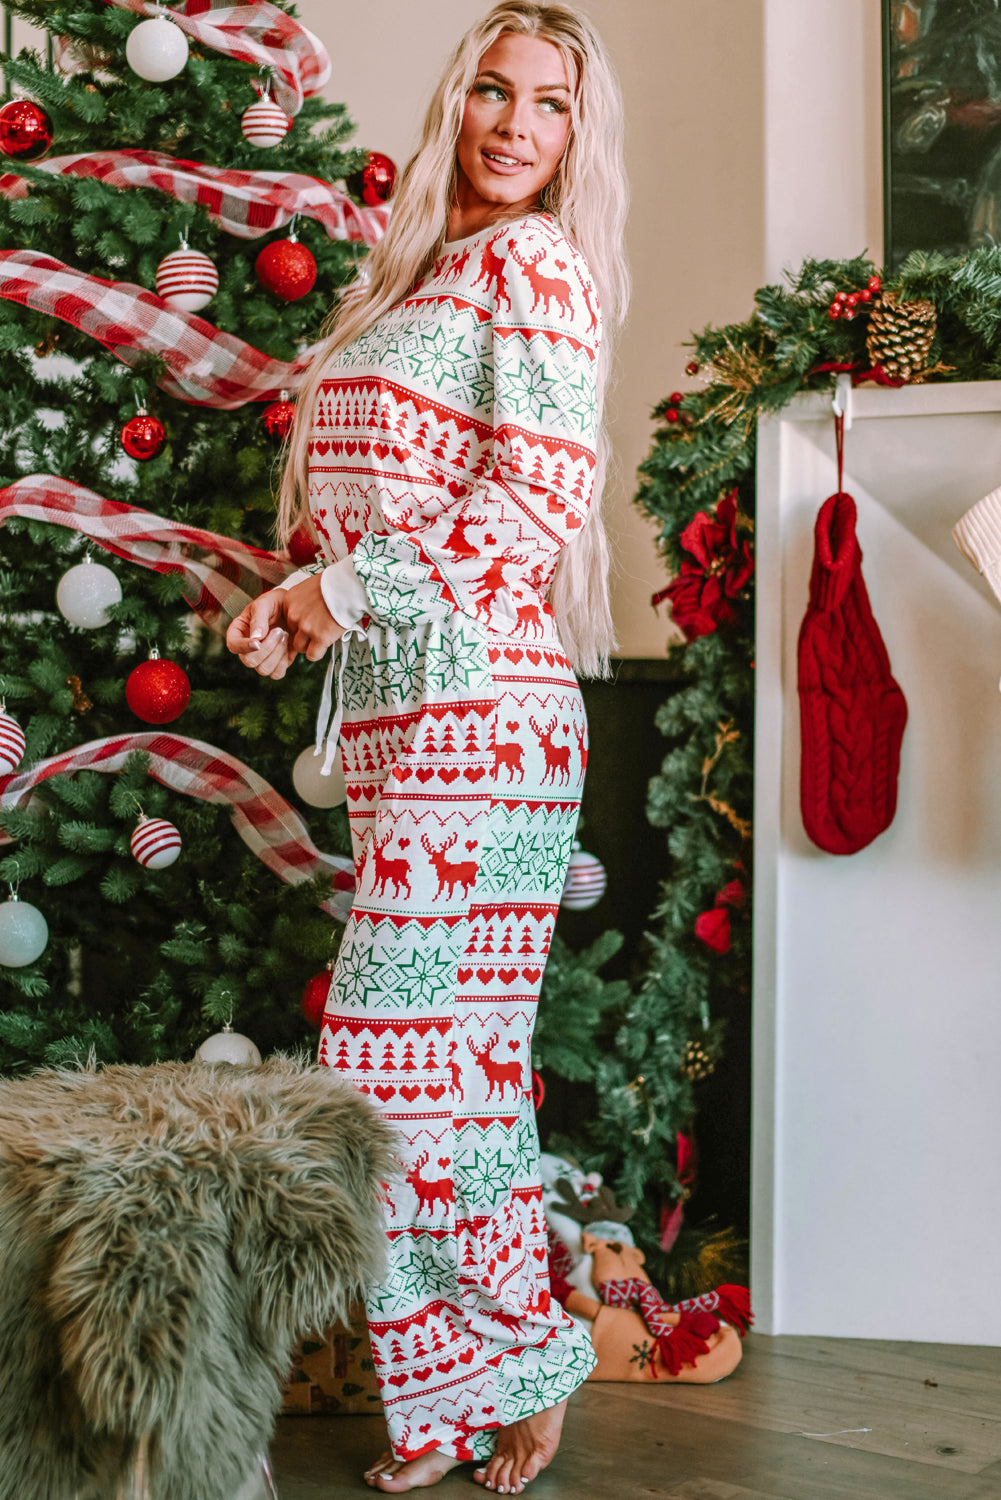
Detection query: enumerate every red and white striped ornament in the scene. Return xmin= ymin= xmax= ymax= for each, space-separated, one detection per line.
xmin=130 ymin=815 xmax=182 ymax=869
xmin=560 ymin=842 xmax=607 ymax=911
xmin=155 ymin=235 xmax=218 ymax=312
xmin=241 ymin=83 xmax=292 ymax=148
xmin=0 ymin=707 xmax=26 ymax=775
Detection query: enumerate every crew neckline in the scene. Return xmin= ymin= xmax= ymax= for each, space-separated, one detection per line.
xmin=442 ymin=210 xmax=552 ymax=251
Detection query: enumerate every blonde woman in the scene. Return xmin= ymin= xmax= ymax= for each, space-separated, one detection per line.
xmin=227 ymin=4 xmax=628 ymax=1491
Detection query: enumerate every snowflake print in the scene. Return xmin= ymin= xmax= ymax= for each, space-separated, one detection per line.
xmin=389 ymin=943 xmax=460 ymax=1009
xmin=497 ymin=357 xmax=559 ymax=424
xmin=546 ymin=365 xmax=598 ymax=438
xmin=456 ymin=1147 xmax=516 ymax=1210
xmin=425 ymin=623 xmax=492 ymax=694
xmin=370 ymin=634 xmax=425 ymax=707
xmin=404 ymin=322 xmax=471 ymax=391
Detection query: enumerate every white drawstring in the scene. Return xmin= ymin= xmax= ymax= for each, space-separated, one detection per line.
xmin=314 ymin=627 xmax=362 ymax=775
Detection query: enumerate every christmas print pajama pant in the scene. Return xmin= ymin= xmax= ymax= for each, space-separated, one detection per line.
xmin=317 ymin=613 xmax=596 ymax=1461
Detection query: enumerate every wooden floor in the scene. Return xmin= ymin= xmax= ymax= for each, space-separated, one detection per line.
xmin=270 ymin=1334 xmax=1001 ymax=1499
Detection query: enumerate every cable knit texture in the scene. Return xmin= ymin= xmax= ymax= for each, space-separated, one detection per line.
xmin=797 ymin=491 xmax=908 ymax=855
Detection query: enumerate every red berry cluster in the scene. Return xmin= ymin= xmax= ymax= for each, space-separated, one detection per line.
xmin=828 ymin=275 xmax=881 ymax=321
xmin=665 ymin=390 xmax=696 ymax=428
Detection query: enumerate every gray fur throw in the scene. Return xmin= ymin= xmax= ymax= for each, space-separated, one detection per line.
xmin=0 ymin=1056 xmax=398 ymax=1500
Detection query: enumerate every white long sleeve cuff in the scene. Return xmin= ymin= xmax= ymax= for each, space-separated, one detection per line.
xmin=276 ymin=557 xmax=371 ymax=630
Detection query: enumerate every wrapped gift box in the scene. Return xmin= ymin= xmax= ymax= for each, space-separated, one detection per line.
xmin=282 ymin=1310 xmax=382 ymax=1416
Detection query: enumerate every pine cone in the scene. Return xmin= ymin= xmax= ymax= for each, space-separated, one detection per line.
xmin=865 ymin=292 xmax=937 ymax=381
xmin=682 ymin=1039 xmax=715 ymax=1082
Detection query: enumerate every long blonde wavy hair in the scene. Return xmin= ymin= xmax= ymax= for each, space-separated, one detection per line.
xmin=276 ymin=1 xmax=630 ymax=677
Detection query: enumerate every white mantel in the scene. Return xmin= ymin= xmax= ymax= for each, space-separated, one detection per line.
xmin=753 ymin=381 xmax=1001 ymax=1342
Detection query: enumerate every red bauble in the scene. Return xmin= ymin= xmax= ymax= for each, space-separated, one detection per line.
xmin=262 ymin=397 xmax=296 ymax=439
xmin=0 ymin=100 xmax=53 ymax=161
xmin=347 ymin=150 xmax=397 ymax=206
xmin=121 ymin=411 xmax=166 ymax=460
xmin=288 ymin=524 xmax=320 ymax=565
xmin=255 ymin=237 xmax=316 ymax=301
xmin=665 ymin=408 xmax=680 ymax=423
xmin=302 ymin=969 xmax=332 ymax=1028
xmin=685 ymin=360 xmax=700 ymax=376
xmin=669 ymin=391 xmax=684 ymax=405
xmin=126 ymin=653 xmax=191 ymax=724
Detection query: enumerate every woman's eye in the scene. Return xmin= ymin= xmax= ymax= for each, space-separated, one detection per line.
xmin=474 ymin=83 xmax=505 ymax=101
xmin=540 ymin=98 xmax=568 ymax=114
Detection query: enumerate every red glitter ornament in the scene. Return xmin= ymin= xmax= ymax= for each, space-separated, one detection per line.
xmin=255 ymin=234 xmax=316 ymax=301
xmin=302 ymin=968 xmax=332 ymax=1028
xmin=121 ymin=410 xmax=166 ymax=461
xmin=665 ymin=408 xmax=680 ymax=423
xmin=125 ymin=651 xmax=191 ymax=724
xmin=686 ymin=360 xmax=700 ymax=376
xmin=261 ymin=394 xmax=296 ymax=439
xmin=346 ymin=150 xmax=397 ymax=206
xmin=0 ymin=100 xmax=53 ymax=161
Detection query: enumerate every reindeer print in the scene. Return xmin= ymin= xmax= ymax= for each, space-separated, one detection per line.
xmin=406 ymin=1152 xmax=454 ymax=1217
xmin=467 ymin=1032 xmax=524 ymax=1100
xmin=508 ymin=240 xmax=574 ymax=319
xmin=529 ymin=714 xmax=572 ymax=785
xmin=421 ymin=832 xmax=478 ymax=899
xmin=471 ymin=231 xmax=513 ymax=311
xmin=369 ymin=832 xmax=412 ymax=899
xmin=311 ymin=209 xmax=600 ymax=1461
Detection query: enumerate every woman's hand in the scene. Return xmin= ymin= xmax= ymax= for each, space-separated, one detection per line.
xmin=225 ymin=577 xmax=345 ymax=681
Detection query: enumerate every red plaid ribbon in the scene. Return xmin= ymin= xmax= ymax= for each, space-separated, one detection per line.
xmin=103 ymin=0 xmax=330 ymax=115
xmin=597 ymin=1277 xmax=679 ymax=1340
xmin=0 ymin=151 xmax=389 ymax=247
xmin=0 ymin=474 xmax=295 ymax=631
xmin=0 ymin=249 xmax=314 ymax=406
xmin=0 ymin=733 xmax=356 ymax=920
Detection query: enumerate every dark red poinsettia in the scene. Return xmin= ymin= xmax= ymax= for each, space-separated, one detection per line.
xmin=693 ymin=878 xmax=746 ymax=954
xmin=655 ymin=489 xmax=754 ymax=641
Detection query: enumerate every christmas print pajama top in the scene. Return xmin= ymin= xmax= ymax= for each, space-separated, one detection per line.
xmin=290 ymin=211 xmax=601 ymax=1461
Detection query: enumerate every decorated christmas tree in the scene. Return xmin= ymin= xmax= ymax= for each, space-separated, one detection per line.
xmin=0 ymin=0 xmax=393 ymax=1066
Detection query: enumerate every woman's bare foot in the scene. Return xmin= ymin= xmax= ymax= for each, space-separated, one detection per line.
xmin=472 ymin=1399 xmax=568 ymax=1494
xmin=363 ymin=1449 xmax=463 ymax=1491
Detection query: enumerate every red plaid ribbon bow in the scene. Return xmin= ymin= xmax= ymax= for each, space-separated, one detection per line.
xmin=103 ymin=0 xmax=330 ymax=115
xmin=0 ymin=475 xmax=296 ymax=631
xmin=0 ymin=151 xmax=389 ymax=247
xmin=0 ymin=250 xmax=314 ymax=406
xmin=0 ymin=733 xmax=356 ymax=921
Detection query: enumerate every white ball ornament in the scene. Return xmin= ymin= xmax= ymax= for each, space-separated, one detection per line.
xmin=55 ymin=558 xmax=123 ymax=628
xmin=560 ymin=842 xmax=608 ymax=911
xmin=130 ymin=816 xmax=182 ymax=870
xmin=195 ymin=1026 xmax=262 ymax=1065
xmin=241 ymin=96 xmax=292 ymax=148
xmin=125 ymin=14 xmax=188 ymax=83
xmin=0 ymin=708 xmax=26 ymax=775
xmin=0 ymin=893 xmax=49 ymax=967
xmin=155 ymin=239 xmax=218 ymax=312
xmin=292 ymin=744 xmax=347 ymax=807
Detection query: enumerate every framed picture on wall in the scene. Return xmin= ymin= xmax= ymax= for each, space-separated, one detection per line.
xmin=884 ymin=0 xmax=1001 ymax=267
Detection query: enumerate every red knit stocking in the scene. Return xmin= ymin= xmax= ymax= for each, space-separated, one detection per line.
xmin=797 ymin=424 xmax=908 ymax=855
